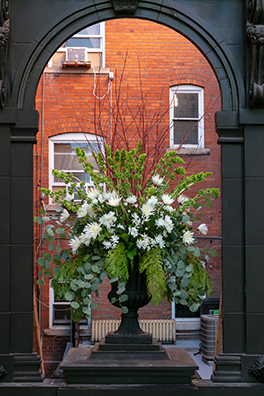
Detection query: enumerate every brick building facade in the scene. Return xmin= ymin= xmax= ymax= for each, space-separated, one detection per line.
xmin=34 ymin=18 xmax=221 ymax=376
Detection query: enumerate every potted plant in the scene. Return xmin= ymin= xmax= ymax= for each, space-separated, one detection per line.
xmin=36 ymin=140 xmax=219 ymax=341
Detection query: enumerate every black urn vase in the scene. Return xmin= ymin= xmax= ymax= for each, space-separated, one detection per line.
xmin=106 ymin=259 xmax=152 ymax=344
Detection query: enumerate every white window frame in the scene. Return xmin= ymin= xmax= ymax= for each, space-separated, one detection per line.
xmin=49 ymin=284 xmax=71 ymax=328
xmin=48 ymin=22 xmax=105 ymax=67
xmin=170 ymin=85 xmax=204 ymax=149
xmin=48 ymin=132 xmax=101 ymax=204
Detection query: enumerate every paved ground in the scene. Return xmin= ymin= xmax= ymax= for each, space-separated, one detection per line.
xmin=163 ymin=339 xmax=213 ymax=380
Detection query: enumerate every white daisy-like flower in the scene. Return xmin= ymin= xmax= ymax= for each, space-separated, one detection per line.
xmin=108 ymin=192 xmax=122 ymax=207
xmin=65 ymin=193 xmax=74 ymax=202
xmin=152 ymin=174 xmax=164 ymax=186
xmin=164 ymin=205 xmax=173 ymax=213
xmin=79 ymin=233 xmax=91 ymax=246
xmin=126 ymin=195 xmax=137 ymax=204
xmin=99 ymin=211 xmax=117 ymax=229
xmin=136 ymin=234 xmax=152 ymax=250
xmin=77 ymin=203 xmax=89 ymax=218
xmin=117 ymin=224 xmax=125 ymax=230
xmin=69 ymin=236 xmax=82 ymax=255
xmin=98 ymin=193 xmax=106 ymax=204
xmin=103 ymin=240 xmax=112 ymax=249
xmin=162 ymin=194 xmax=174 ymax=205
xmin=148 ymin=196 xmax=158 ymax=206
xmin=132 ymin=213 xmax=141 ymax=226
xmin=155 ymin=234 xmax=165 ymax=249
xmin=128 ymin=226 xmax=139 ymax=238
xmin=60 ymin=208 xmax=69 ymax=223
xmin=182 ymin=230 xmax=195 ymax=246
xmin=87 ymin=187 xmax=100 ymax=200
xmin=141 ymin=202 xmax=155 ymax=217
xmin=178 ymin=194 xmax=189 ymax=204
xmin=164 ymin=215 xmax=173 ymax=233
xmin=83 ymin=222 xmax=102 ymax=240
xmin=155 ymin=217 xmax=165 ymax=227
xmin=198 ymin=223 xmax=208 ymax=235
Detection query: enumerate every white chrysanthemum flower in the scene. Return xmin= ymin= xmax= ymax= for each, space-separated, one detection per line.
xmin=152 ymin=174 xmax=164 ymax=186
xmin=198 ymin=223 xmax=208 ymax=235
xmin=155 ymin=234 xmax=165 ymax=249
xmin=155 ymin=217 xmax=165 ymax=227
xmin=108 ymin=192 xmax=122 ymax=207
xmin=77 ymin=203 xmax=89 ymax=218
xmin=128 ymin=226 xmax=139 ymax=237
xmin=87 ymin=187 xmax=100 ymax=200
xmin=164 ymin=215 xmax=173 ymax=233
xmin=103 ymin=240 xmax=112 ymax=250
xmin=79 ymin=233 xmax=91 ymax=246
xmin=65 ymin=193 xmax=74 ymax=202
xmin=69 ymin=236 xmax=82 ymax=255
xmin=148 ymin=196 xmax=158 ymax=206
xmin=126 ymin=195 xmax=137 ymax=204
xmin=164 ymin=205 xmax=173 ymax=212
xmin=136 ymin=234 xmax=152 ymax=250
xmin=132 ymin=213 xmax=141 ymax=226
xmin=84 ymin=222 xmax=102 ymax=240
xmin=162 ymin=194 xmax=174 ymax=205
xmin=99 ymin=211 xmax=117 ymax=229
xmin=178 ymin=194 xmax=189 ymax=204
xmin=141 ymin=202 xmax=155 ymax=217
xmin=182 ymin=230 xmax=195 ymax=245
xmin=117 ymin=224 xmax=125 ymax=230
xmin=60 ymin=208 xmax=69 ymax=223
xmin=98 ymin=193 xmax=106 ymax=204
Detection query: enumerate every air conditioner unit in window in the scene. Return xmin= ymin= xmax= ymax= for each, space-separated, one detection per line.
xmin=66 ymin=47 xmax=86 ymax=62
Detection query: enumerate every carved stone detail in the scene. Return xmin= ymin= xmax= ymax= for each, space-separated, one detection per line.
xmin=0 ymin=0 xmax=9 ymax=108
xmin=247 ymin=0 xmax=264 ymax=107
xmin=0 ymin=364 xmax=7 ymax=379
xmin=111 ymin=0 xmax=139 ymax=14
xmin=249 ymin=355 xmax=264 ymax=382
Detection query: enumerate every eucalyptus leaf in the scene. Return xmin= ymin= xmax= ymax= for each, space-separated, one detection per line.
xmin=121 ymin=306 xmax=129 ymax=314
xmin=37 ymin=257 xmax=45 ymax=266
xmin=119 ymin=294 xmax=128 ymax=302
xmin=65 ymin=291 xmax=75 ymax=301
xmin=179 ymin=298 xmax=188 ymax=305
xmin=90 ymin=302 xmax=98 ymax=310
xmin=71 ymin=301 xmax=80 ymax=309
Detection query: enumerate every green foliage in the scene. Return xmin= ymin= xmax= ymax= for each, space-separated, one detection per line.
xmin=139 ymin=249 xmax=167 ymax=306
xmin=104 ymin=243 xmax=129 ymax=284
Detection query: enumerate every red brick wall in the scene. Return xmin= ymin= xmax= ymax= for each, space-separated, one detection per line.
xmin=34 ymin=18 xmax=221 ymax=376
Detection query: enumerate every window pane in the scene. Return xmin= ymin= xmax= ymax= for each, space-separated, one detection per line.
xmin=53 ymin=304 xmax=71 ymax=324
xmin=77 ymin=24 xmax=101 ymax=36
xmin=174 ymin=120 xmax=198 ymax=145
xmin=54 ymin=142 xmax=100 ymax=154
xmin=63 ymin=37 xmax=101 ymax=48
xmin=174 ymin=93 xmax=198 ymax=118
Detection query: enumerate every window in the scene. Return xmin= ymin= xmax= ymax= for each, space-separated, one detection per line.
xmin=49 ymin=133 xmax=101 ymax=203
xmin=49 ymin=285 xmax=71 ymax=327
xmin=48 ymin=22 xmax=105 ymax=68
xmin=170 ymin=85 xmax=204 ymax=148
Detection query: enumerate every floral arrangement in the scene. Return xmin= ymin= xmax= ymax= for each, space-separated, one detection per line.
xmin=36 ymin=141 xmax=219 ymax=322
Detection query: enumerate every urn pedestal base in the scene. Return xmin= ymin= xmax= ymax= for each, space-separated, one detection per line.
xmin=61 ymin=338 xmax=199 ymax=385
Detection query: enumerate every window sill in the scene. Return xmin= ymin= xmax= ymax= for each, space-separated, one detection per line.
xmin=44 ymin=325 xmax=89 ymax=336
xmin=44 ymin=67 xmax=110 ymax=75
xmin=167 ymin=148 xmax=210 ymax=155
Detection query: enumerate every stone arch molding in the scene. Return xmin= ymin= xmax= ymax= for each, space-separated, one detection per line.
xmin=14 ymin=0 xmax=245 ymax=113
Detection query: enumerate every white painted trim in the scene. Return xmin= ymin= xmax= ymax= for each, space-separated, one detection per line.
xmin=170 ymin=85 xmax=204 ymax=149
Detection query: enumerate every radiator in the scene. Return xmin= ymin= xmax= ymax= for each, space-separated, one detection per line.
xmin=91 ymin=319 xmax=176 ymax=343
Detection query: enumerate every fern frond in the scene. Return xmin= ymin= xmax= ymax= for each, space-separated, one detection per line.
xmin=139 ymin=248 xmax=167 ymax=306
xmin=104 ymin=242 xmax=129 ymax=283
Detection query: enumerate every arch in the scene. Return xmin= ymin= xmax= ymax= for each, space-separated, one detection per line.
xmin=13 ymin=0 xmax=245 ymax=113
